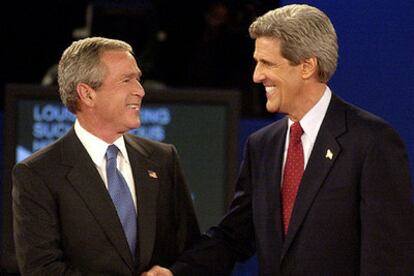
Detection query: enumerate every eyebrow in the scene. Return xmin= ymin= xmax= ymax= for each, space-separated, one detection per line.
xmin=122 ymin=71 xmax=142 ymax=79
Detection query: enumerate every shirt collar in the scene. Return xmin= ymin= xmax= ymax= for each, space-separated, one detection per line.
xmin=74 ymin=120 xmax=130 ymax=166
xmin=288 ymin=86 xmax=332 ymax=143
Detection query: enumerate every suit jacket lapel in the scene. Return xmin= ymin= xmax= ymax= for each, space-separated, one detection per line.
xmin=61 ymin=129 xmax=135 ymax=271
xmin=262 ymin=119 xmax=288 ymax=247
xmin=124 ymin=135 xmax=160 ymax=272
xmin=281 ymin=95 xmax=347 ymax=260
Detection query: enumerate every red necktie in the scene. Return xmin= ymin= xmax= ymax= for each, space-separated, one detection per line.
xmin=281 ymin=122 xmax=304 ymax=235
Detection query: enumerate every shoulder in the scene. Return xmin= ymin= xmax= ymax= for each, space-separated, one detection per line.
xmin=12 ymin=132 xmax=73 ymax=184
xmin=329 ymin=95 xmax=405 ymax=152
xmin=16 ymin=132 xmax=68 ymax=167
xmin=343 ymin=99 xmax=400 ymax=139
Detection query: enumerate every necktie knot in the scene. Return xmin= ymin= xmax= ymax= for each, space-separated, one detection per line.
xmin=290 ymin=122 xmax=303 ymax=143
xmin=106 ymin=145 xmax=119 ymax=161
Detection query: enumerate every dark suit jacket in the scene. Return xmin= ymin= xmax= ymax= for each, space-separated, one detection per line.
xmin=171 ymin=94 xmax=414 ymax=275
xmin=12 ymin=129 xmax=200 ymax=275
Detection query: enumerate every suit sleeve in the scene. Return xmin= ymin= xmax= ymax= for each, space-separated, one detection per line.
xmin=359 ymin=125 xmax=414 ymax=274
xmin=170 ymin=138 xmax=255 ymax=276
xmin=12 ymin=163 xmax=83 ymax=276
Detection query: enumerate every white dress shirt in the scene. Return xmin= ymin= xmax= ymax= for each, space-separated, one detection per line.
xmin=74 ymin=120 xmax=137 ymax=210
xmin=282 ymin=86 xmax=332 ymax=180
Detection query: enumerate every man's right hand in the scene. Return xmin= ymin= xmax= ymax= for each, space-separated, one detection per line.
xmin=140 ymin=265 xmax=173 ymax=276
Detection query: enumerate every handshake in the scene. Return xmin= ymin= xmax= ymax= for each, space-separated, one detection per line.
xmin=141 ymin=266 xmax=173 ymax=276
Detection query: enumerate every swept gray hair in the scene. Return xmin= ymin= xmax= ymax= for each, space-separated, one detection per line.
xmin=58 ymin=37 xmax=133 ymax=113
xmin=249 ymin=4 xmax=338 ymax=83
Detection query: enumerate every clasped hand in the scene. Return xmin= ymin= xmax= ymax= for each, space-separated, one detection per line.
xmin=141 ymin=265 xmax=173 ymax=276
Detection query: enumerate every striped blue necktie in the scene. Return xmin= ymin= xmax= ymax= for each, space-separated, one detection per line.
xmin=106 ymin=144 xmax=137 ymax=256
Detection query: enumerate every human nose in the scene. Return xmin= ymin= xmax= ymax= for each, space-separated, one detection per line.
xmin=134 ymin=80 xmax=145 ymax=97
xmin=253 ymin=63 xmax=264 ymax=83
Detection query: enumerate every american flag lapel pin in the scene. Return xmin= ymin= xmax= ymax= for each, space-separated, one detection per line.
xmin=148 ymin=170 xmax=158 ymax=179
xmin=325 ymin=149 xmax=333 ymax=160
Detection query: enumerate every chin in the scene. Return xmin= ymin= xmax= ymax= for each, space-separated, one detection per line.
xmin=266 ymin=103 xmax=279 ymax=114
xmin=125 ymin=122 xmax=140 ymax=131
xmin=129 ymin=117 xmax=140 ymax=127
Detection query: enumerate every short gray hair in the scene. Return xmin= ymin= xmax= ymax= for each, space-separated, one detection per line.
xmin=249 ymin=4 xmax=338 ymax=83
xmin=58 ymin=37 xmax=133 ymax=113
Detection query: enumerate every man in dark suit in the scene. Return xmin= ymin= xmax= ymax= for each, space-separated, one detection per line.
xmin=143 ymin=4 xmax=414 ymax=276
xmin=12 ymin=37 xmax=200 ymax=275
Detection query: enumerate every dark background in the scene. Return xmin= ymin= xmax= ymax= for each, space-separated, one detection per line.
xmin=2 ymin=0 xmax=279 ymax=116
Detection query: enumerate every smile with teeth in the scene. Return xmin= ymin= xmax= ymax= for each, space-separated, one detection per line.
xmin=265 ymin=86 xmax=277 ymax=94
xmin=127 ymin=104 xmax=140 ymax=110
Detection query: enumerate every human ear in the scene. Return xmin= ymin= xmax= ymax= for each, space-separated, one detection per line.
xmin=301 ymin=57 xmax=318 ymax=79
xmin=76 ymin=83 xmax=95 ymax=107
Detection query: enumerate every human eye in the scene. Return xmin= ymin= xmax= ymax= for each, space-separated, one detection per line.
xmin=122 ymin=73 xmax=141 ymax=84
xmin=262 ymin=61 xmax=272 ymax=67
xmin=258 ymin=60 xmax=274 ymax=69
xmin=120 ymin=77 xmax=130 ymax=83
xmin=122 ymin=76 xmax=138 ymax=84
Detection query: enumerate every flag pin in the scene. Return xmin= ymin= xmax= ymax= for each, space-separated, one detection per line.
xmin=148 ymin=170 xmax=158 ymax=179
xmin=325 ymin=149 xmax=333 ymax=160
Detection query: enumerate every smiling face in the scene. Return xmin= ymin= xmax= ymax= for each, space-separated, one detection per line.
xmin=87 ymin=50 xmax=145 ymax=140
xmin=253 ymin=37 xmax=306 ymax=120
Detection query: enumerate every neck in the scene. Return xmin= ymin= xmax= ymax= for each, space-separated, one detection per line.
xmin=76 ymin=115 xmax=123 ymax=144
xmin=288 ymin=82 xmax=326 ymax=122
